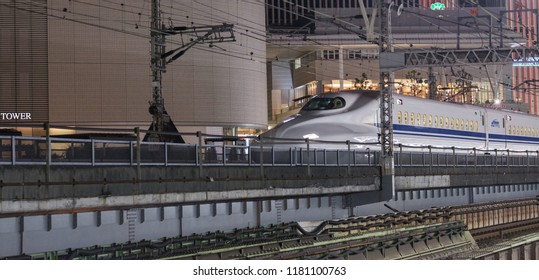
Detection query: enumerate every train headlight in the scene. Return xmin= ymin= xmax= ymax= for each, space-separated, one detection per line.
xmin=303 ymin=133 xmax=319 ymax=139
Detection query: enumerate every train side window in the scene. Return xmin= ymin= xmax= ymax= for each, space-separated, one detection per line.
xmin=460 ymin=119 xmax=464 ymax=130
xmin=417 ymin=112 xmax=421 ymax=125
xmin=423 ymin=114 xmax=427 ymax=126
xmin=445 ymin=117 xmax=449 ymax=128
xmin=474 ymin=121 xmax=478 ymax=131
xmin=404 ymin=112 xmax=408 ymax=124
xmin=434 ymin=115 xmax=437 ymax=127
xmin=465 ymin=120 xmax=469 ymax=131
xmin=451 ymin=118 xmax=454 ymax=129
xmin=428 ymin=115 xmax=432 ymax=126
xmin=397 ymin=111 xmax=402 ymax=123
xmin=439 ymin=116 xmax=443 ymax=128
xmin=410 ymin=112 xmax=415 ymax=125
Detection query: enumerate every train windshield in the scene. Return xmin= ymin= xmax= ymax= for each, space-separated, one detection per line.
xmin=302 ymin=97 xmax=346 ymax=111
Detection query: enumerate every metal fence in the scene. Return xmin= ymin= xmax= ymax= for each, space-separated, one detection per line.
xmin=1 ymin=134 xmax=538 ymax=168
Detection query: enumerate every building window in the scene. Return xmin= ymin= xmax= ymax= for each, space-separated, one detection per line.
xmin=294 ymin=58 xmax=301 ymax=69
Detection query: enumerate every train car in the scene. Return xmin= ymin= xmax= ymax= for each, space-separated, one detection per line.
xmin=260 ymin=90 xmax=539 ymax=152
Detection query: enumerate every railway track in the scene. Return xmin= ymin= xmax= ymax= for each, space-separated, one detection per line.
xmin=4 ymin=197 xmax=539 ymax=260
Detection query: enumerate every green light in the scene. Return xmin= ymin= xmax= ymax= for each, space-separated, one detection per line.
xmin=430 ymin=2 xmax=446 ymax=10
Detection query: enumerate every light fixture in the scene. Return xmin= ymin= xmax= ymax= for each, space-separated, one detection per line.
xmin=303 ymin=133 xmax=319 ymax=139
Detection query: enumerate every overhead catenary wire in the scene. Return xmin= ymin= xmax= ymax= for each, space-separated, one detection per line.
xmin=4 ymin=0 xmax=535 ymax=91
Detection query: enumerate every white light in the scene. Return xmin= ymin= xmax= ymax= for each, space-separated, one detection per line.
xmin=494 ymin=99 xmax=500 ymax=105
xmin=303 ymin=133 xmax=319 ymax=139
xmin=282 ymin=116 xmax=296 ymax=123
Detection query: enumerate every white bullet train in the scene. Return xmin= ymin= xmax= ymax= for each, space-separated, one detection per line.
xmin=261 ymin=90 xmax=539 ymax=152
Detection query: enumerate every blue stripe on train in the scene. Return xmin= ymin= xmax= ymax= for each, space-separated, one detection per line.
xmin=393 ymin=124 xmax=539 ymax=145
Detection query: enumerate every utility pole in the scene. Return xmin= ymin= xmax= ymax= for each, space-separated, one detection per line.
xmin=148 ymin=0 xmax=167 ymax=142
xmin=147 ymin=0 xmax=235 ymax=142
xmin=347 ymin=0 xmax=397 ymax=207
xmin=378 ymin=0 xmax=395 ymax=200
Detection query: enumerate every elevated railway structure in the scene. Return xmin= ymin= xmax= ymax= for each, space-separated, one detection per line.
xmin=6 ymin=197 xmax=539 ymax=260
xmin=2 ymin=129 xmax=539 ymax=259
xmin=2 ymin=131 xmax=539 ymax=216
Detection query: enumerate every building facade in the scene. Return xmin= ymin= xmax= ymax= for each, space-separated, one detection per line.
xmin=1 ymin=0 xmax=267 ymax=138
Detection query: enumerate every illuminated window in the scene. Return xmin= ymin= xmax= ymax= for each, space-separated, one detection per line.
xmin=294 ymin=58 xmax=302 ymax=69
xmin=410 ymin=112 xmax=415 ymax=125
xmin=434 ymin=116 xmax=438 ymax=127
xmin=397 ymin=111 xmax=402 ymax=123
xmin=451 ymin=118 xmax=455 ymax=129
xmin=445 ymin=117 xmax=449 ymax=128
xmin=460 ymin=119 xmax=464 ymax=130
xmin=417 ymin=112 xmax=421 ymax=125
xmin=474 ymin=121 xmax=478 ymax=131
xmin=423 ymin=114 xmax=427 ymax=126
xmin=404 ymin=112 xmax=408 ymax=124
xmin=465 ymin=120 xmax=469 ymax=131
